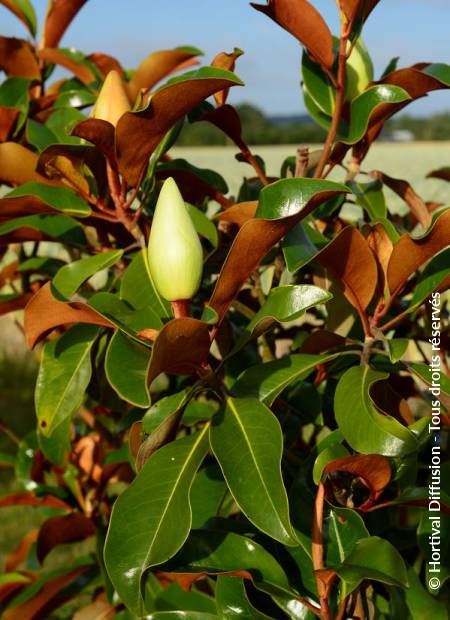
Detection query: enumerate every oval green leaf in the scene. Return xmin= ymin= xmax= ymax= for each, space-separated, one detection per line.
xmin=104 ymin=427 xmax=209 ymax=615
xmin=210 ymin=397 xmax=297 ymax=546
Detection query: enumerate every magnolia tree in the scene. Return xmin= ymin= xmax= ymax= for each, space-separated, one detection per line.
xmin=0 ymin=0 xmax=449 ymax=619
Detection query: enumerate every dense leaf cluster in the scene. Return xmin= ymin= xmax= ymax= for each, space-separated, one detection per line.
xmin=0 ymin=1 xmax=449 ymax=619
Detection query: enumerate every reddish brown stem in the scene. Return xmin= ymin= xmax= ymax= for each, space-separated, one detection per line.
xmin=314 ymin=25 xmax=350 ymax=179
xmin=171 ymin=299 xmax=190 ymax=318
xmin=106 ymin=160 xmax=123 ymax=210
xmin=241 ymin=148 xmax=269 ymax=186
xmin=312 ymin=482 xmax=332 ymax=620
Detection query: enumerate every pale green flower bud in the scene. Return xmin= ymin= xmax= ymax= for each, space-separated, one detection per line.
xmin=345 ymin=38 xmax=374 ymax=101
xmin=92 ymin=70 xmax=131 ymax=127
xmin=148 ymin=177 xmax=203 ymax=302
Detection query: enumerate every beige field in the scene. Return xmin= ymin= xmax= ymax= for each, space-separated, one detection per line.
xmin=172 ymin=141 xmax=450 ymax=212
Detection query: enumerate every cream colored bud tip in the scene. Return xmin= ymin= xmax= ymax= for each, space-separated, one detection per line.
xmin=148 ymin=177 xmax=203 ymax=302
xmin=92 ymin=70 xmax=131 ymax=127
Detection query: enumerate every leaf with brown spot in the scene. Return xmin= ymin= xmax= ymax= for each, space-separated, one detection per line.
xmin=0 ymin=142 xmax=49 ymax=187
xmin=43 ymin=0 xmax=89 ymax=48
xmin=0 ymin=36 xmax=40 ymax=78
xmin=24 ymin=282 xmax=114 ymax=349
xmin=127 ymin=47 xmax=202 ymax=101
xmin=116 ymin=68 xmax=243 ymax=186
xmin=147 ymin=318 xmax=211 ymax=388
xmin=387 ymin=209 xmax=450 ymax=295
xmin=0 ymin=491 xmax=71 ymax=510
xmin=370 ymin=170 xmax=431 ymax=229
xmin=251 ymin=0 xmax=334 ymax=70
xmin=37 ymin=513 xmax=95 ymax=563
xmin=322 ymin=454 xmax=391 ymax=510
xmin=38 ymin=47 xmax=96 ymax=84
xmin=316 ymin=226 xmax=378 ymax=312
xmin=214 ymin=201 xmax=257 ymax=227
xmin=2 ymin=565 xmax=90 ymax=620
xmin=5 ymin=529 xmax=39 ymax=571
xmin=212 ymin=48 xmax=244 ymax=106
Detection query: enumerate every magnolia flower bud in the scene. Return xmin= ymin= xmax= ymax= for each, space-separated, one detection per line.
xmin=148 ymin=178 xmax=203 ymax=302
xmin=345 ymin=38 xmax=374 ymax=101
xmin=92 ymin=70 xmax=131 ymax=127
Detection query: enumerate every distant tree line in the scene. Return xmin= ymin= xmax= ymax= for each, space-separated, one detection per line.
xmin=177 ymin=104 xmax=450 ymax=146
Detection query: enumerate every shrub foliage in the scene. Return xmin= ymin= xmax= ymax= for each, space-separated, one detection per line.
xmin=0 ymin=1 xmax=449 ymax=618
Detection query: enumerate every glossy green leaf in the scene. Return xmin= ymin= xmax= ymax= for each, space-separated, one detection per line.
xmin=327 ymin=507 xmax=369 ymax=566
xmin=35 ymin=325 xmax=99 ymax=435
xmin=0 ymin=77 xmax=30 ymax=133
xmin=335 ymin=366 xmax=418 ymax=456
xmin=7 ymin=182 xmax=91 ymax=217
xmin=229 ymin=286 xmax=332 ymax=359
xmin=52 ymin=249 xmax=123 ymax=299
xmin=144 ymin=613 xmax=218 ymax=620
xmin=255 ymin=178 xmax=348 ymax=220
xmin=313 ymin=443 xmax=349 ymax=485
xmin=46 ymin=107 xmax=86 ymax=144
xmin=247 ymin=285 xmax=332 ymax=333
xmin=0 ymin=0 xmax=37 ymax=36
xmin=26 ymin=119 xmax=58 ymax=152
xmin=421 ymin=62 xmax=450 ymax=86
xmin=387 ymin=338 xmax=409 ymax=363
xmin=405 ymin=568 xmax=448 ymax=620
xmin=18 ymin=257 xmax=65 ymax=278
xmin=350 ymin=179 xmax=387 ymax=220
xmin=56 ymin=88 xmax=96 ymax=108
xmin=304 ymin=87 xmax=332 ymax=130
xmin=210 ymin=397 xmax=297 ymax=546
xmin=120 ymin=250 xmax=171 ymax=318
xmin=333 ymin=536 xmax=408 ymax=596
xmin=150 ymin=581 xmax=217 ymax=615
xmin=104 ymin=427 xmax=209 ymax=615
xmin=105 ymin=331 xmax=152 ymax=407
xmin=338 ymin=85 xmax=410 ymax=145
xmin=165 ymin=529 xmax=294 ymax=599
xmin=89 ymin=291 xmax=162 ymax=341
xmin=142 ymin=389 xmax=192 ymax=435
xmin=232 ymin=353 xmax=339 ymax=405
xmin=0 ymin=214 xmax=86 ymax=245
xmin=302 ymin=51 xmax=335 ymax=115
xmin=190 ymin=464 xmax=227 ymax=528
xmin=187 ymin=204 xmax=218 ymax=247
xmin=216 ymin=576 xmax=272 ymax=619
xmin=163 ymin=66 xmax=244 ymax=89
xmin=409 ymin=248 xmax=450 ymax=311
xmin=282 ymin=220 xmax=328 ymax=274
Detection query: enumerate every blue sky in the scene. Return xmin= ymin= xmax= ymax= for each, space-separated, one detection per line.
xmin=2 ymin=0 xmax=449 ymax=116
